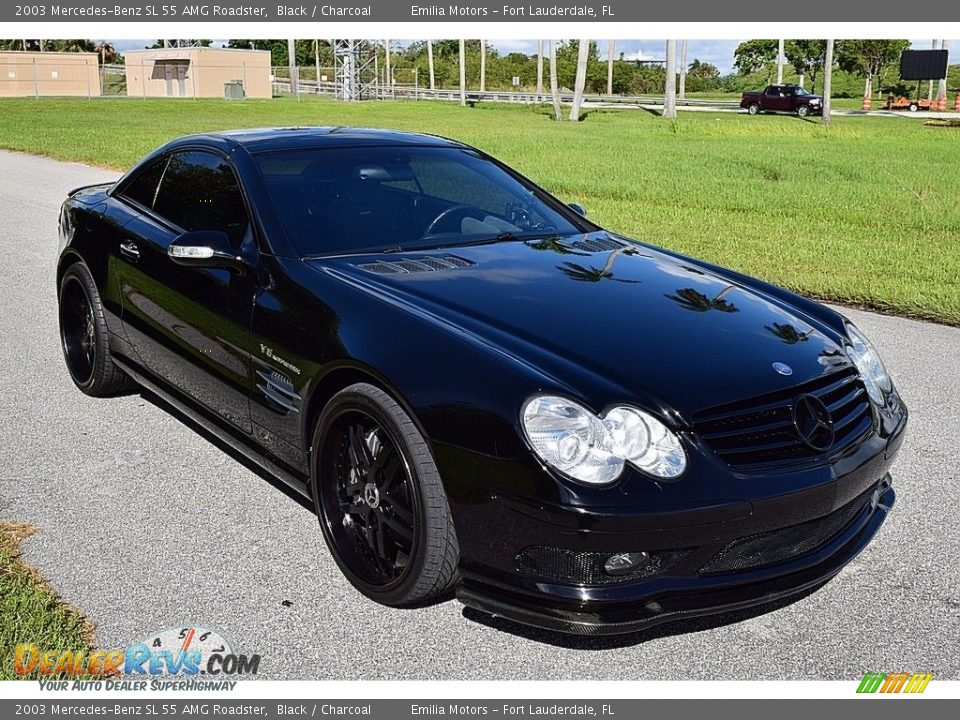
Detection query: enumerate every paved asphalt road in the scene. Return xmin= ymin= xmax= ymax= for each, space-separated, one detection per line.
xmin=1 ymin=149 xmax=958 ymax=681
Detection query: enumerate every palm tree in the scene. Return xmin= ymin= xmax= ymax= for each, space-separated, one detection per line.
xmin=479 ymin=39 xmax=486 ymax=92
xmin=427 ymin=40 xmax=435 ymax=91
xmin=287 ymin=38 xmax=298 ymax=95
xmin=558 ymin=247 xmax=637 ymax=283
xmin=549 ymin=40 xmax=562 ymax=121
xmin=664 ymin=39 xmax=677 ymax=118
xmin=458 ymin=38 xmax=466 ymax=106
xmin=607 ymin=40 xmax=615 ymax=95
xmin=679 ymin=40 xmax=688 ymax=100
xmin=384 ymin=39 xmax=391 ymax=93
xmin=765 ymin=323 xmax=812 ymax=345
xmin=536 ymin=40 xmax=544 ymax=100
xmin=569 ymin=40 xmax=589 ymax=121
xmin=821 ymin=39 xmax=834 ymax=125
xmin=664 ymin=286 xmax=739 ymax=313
xmin=94 ymin=41 xmax=116 ymax=65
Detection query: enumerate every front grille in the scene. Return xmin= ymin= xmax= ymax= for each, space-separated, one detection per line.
xmin=692 ymin=367 xmax=873 ymax=470
xmin=698 ymin=484 xmax=877 ymax=575
xmin=516 ymin=546 xmax=691 ymax=586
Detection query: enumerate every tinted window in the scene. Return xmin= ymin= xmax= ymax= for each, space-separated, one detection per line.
xmin=120 ymin=156 xmax=168 ymax=209
xmin=153 ymin=151 xmax=249 ymax=244
xmin=254 ymin=146 xmax=585 ymax=256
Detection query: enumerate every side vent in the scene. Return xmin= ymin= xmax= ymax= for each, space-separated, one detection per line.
xmin=357 ymin=256 xmax=474 ymax=275
xmin=256 ymin=370 xmax=301 ymax=414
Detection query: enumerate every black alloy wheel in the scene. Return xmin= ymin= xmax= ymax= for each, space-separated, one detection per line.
xmin=313 ymin=383 xmax=459 ymax=606
xmin=58 ymin=262 xmax=132 ymax=396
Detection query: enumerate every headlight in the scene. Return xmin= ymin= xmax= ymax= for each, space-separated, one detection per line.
xmin=521 ymin=396 xmax=687 ymax=485
xmin=845 ymin=324 xmax=892 ymax=405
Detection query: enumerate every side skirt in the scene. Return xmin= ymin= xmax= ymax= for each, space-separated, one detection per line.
xmin=112 ymin=356 xmax=311 ymax=499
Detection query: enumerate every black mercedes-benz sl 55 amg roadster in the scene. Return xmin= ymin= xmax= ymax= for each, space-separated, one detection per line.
xmin=57 ymin=127 xmax=907 ymax=635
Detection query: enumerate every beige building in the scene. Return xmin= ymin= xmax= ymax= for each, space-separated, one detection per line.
xmin=124 ymin=47 xmax=272 ymax=99
xmin=0 ymin=51 xmax=101 ymax=97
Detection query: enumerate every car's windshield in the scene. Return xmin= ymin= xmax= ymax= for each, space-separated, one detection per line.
xmin=792 ymin=87 xmax=810 ymax=96
xmin=254 ymin=145 xmax=586 ymax=257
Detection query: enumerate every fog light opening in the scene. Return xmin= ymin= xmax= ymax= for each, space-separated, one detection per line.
xmin=603 ymin=551 xmax=650 ymax=576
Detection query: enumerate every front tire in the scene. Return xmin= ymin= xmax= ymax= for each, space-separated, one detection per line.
xmin=312 ymin=383 xmax=459 ymax=607
xmin=797 ymin=105 xmax=810 ymax=117
xmin=58 ymin=262 xmax=132 ymax=396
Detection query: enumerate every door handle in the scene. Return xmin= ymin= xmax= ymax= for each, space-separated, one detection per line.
xmin=119 ymin=240 xmax=140 ymax=261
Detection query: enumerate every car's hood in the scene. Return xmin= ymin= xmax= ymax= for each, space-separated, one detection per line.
xmin=308 ymin=234 xmax=852 ymax=422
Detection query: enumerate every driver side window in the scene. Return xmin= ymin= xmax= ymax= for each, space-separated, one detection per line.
xmin=152 ymin=150 xmax=250 ymax=245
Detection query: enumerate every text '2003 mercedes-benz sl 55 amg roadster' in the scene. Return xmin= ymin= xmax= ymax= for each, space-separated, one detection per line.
xmin=57 ymin=127 xmax=907 ymax=635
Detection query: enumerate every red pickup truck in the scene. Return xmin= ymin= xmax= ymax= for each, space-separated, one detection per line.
xmin=741 ymin=84 xmax=824 ymax=117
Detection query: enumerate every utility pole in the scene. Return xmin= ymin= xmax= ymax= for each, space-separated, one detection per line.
xmin=536 ymin=40 xmax=544 ymax=99
xmin=777 ymin=38 xmax=784 ymax=85
xmin=480 ymin=39 xmax=486 ymax=92
xmin=679 ymin=39 xmax=687 ymax=100
xmin=458 ymin=38 xmax=466 ymax=106
xmin=664 ymin=39 xmax=677 ymax=118
xmin=607 ymin=39 xmax=615 ymax=95
xmin=821 ymin=39 xmax=834 ymax=125
xmin=928 ymin=39 xmax=937 ymax=100
xmin=287 ymin=39 xmax=298 ymax=96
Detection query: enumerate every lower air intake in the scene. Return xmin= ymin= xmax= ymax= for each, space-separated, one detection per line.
xmin=698 ymin=484 xmax=877 ymax=575
xmin=516 ymin=546 xmax=690 ymax=586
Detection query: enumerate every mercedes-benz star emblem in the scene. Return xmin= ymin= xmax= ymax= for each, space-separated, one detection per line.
xmin=791 ymin=394 xmax=835 ymax=452
xmin=772 ymin=362 xmax=793 ymax=376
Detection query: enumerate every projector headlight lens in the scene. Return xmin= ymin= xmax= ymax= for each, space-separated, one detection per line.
xmin=521 ymin=396 xmax=687 ymax=485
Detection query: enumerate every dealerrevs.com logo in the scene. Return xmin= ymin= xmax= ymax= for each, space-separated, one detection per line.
xmin=15 ymin=626 xmax=261 ymax=690
xmin=857 ymin=672 xmax=934 ymax=694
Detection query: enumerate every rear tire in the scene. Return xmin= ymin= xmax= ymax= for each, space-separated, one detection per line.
xmin=58 ymin=262 xmax=133 ymax=397
xmin=748 ymin=103 xmax=760 ymax=115
xmin=312 ymin=383 xmax=459 ymax=607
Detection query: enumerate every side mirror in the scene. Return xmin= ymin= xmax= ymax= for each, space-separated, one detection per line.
xmin=168 ymin=230 xmax=245 ymax=273
xmin=568 ymin=203 xmax=587 ymax=218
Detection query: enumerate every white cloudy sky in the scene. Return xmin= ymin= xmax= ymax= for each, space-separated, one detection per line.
xmin=109 ymin=39 xmax=954 ymax=75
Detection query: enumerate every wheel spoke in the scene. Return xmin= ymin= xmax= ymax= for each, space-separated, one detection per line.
xmin=380 ymin=509 xmax=413 ymax=542
xmin=376 ymin=447 xmax=402 ymax=493
xmin=388 ymin=501 xmax=414 ymax=526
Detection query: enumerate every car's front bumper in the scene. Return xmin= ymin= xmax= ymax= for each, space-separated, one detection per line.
xmin=457 ymin=477 xmax=895 ymax=635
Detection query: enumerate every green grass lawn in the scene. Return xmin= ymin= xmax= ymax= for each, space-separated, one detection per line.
xmin=1 ymin=96 xmax=958 ymax=324
xmin=0 ymin=522 xmax=93 ymax=680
